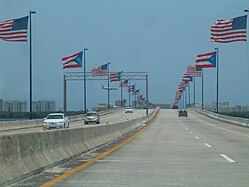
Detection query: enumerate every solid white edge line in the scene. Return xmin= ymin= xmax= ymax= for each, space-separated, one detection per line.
xmin=192 ymin=115 xmax=249 ymax=138
xmin=220 ymin=154 xmax=236 ymax=163
xmin=204 ymin=143 xmax=212 ymax=148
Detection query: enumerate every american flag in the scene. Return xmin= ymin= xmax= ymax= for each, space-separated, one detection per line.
xmin=182 ymin=74 xmax=192 ymax=82
xmin=179 ymin=81 xmax=189 ymax=88
xmin=119 ymin=79 xmax=129 ymax=87
xmin=132 ymin=89 xmax=139 ymax=95
xmin=110 ymin=72 xmax=121 ymax=82
xmin=91 ymin=64 xmax=108 ymax=76
xmin=0 ymin=16 xmax=28 ymax=42
xmin=61 ymin=51 xmax=83 ymax=69
xmin=119 ymin=79 xmax=128 ymax=87
xmin=186 ymin=65 xmax=202 ymax=77
xmin=211 ymin=15 xmax=247 ymax=43
xmin=195 ymin=51 xmax=216 ymax=68
xmin=128 ymin=85 xmax=135 ymax=92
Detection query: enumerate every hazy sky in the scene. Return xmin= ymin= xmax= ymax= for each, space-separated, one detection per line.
xmin=0 ymin=0 xmax=248 ymax=110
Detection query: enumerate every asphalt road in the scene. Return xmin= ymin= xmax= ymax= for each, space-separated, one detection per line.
xmin=14 ymin=109 xmax=249 ymax=186
xmin=0 ymin=109 xmax=149 ymax=136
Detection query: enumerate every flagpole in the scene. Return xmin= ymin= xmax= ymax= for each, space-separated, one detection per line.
xmin=193 ymin=77 xmax=196 ymax=107
xmin=84 ymin=48 xmax=88 ymax=114
xmin=185 ymin=89 xmax=187 ymax=109
xmin=188 ymin=83 xmax=191 ymax=108
xmin=107 ymin=63 xmax=111 ymax=109
xmin=120 ymin=72 xmax=123 ymax=107
xmin=201 ymin=69 xmax=204 ymax=109
xmin=29 ymin=10 xmax=36 ymax=120
xmin=215 ymin=47 xmax=219 ymax=113
xmin=128 ymin=79 xmax=131 ymax=107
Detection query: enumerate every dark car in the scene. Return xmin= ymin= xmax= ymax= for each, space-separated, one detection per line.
xmin=178 ymin=110 xmax=188 ymax=117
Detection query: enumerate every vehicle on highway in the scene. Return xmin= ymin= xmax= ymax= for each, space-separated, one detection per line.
xmin=84 ymin=111 xmax=100 ymax=124
xmin=178 ymin=109 xmax=188 ymax=117
xmin=44 ymin=113 xmax=69 ymax=129
xmin=125 ymin=107 xmax=133 ymax=113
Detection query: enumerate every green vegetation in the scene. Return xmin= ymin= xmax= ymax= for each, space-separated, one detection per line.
xmin=221 ymin=111 xmax=249 ymax=119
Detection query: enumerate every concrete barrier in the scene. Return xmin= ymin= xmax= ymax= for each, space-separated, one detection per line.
xmin=192 ymin=108 xmax=249 ymax=127
xmin=0 ymin=107 xmax=160 ymax=186
xmin=0 ymin=108 xmax=122 ymax=132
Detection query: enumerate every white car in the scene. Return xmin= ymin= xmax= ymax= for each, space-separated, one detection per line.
xmin=125 ymin=107 xmax=133 ymax=113
xmin=84 ymin=111 xmax=100 ymax=124
xmin=44 ymin=113 xmax=69 ymax=129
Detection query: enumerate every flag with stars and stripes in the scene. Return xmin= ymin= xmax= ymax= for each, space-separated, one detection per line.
xmin=0 ymin=16 xmax=28 ymax=42
xmin=211 ymin=15 xmax=247 ymax=43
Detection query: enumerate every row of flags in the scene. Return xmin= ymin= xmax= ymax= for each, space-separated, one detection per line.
xmin=173 ymin=13 xmax=247 ymax=107
xmin=60 ymin=50 xmax=145 ymax=103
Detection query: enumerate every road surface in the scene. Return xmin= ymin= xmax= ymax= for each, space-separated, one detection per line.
xmin=14 ymin=109 xmax=249 ymax=186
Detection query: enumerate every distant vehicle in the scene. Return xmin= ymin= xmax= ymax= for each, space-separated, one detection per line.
xmin=125 ymin=107 xmax=133 ymax=113
xmin=44 ymin=113 xmax=69 ymax=129
xmin=84 ymin=111 xmax=100 ymax=124
xmin=178 ymin=109 xmax=188 ymax=117
xmin=101 ymin=84 xmax=118 ymax=90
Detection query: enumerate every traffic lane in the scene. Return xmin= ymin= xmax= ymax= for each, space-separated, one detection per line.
xmin=0 ymin=109 xmax=150 ymax=135
xmin=71 ymin=109 xmax=150 ymax=128
xmin=178 ymin=110 xmax=249 ymax=164
xmin=47 ymin=109 xmax=249 ymax=186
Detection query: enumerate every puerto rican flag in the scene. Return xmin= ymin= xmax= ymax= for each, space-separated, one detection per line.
xmin=61 ymin=51 xmax=83 ymax=69
xmin=110 ymin=72 xmax=121 ymax=82
xmin=195 ymin=51 xmax=216 ymax=68
xmin=128 ymin=85 xmax=135 ymax=92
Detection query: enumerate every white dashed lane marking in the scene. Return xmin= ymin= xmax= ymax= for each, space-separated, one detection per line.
xmin=220 ymin=154 xmax=236 ymax=163
xmin=204 ymin=143 xmax=212 ymax=148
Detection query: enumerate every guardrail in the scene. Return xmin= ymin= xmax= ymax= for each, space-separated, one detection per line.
xmin=192 ymin=108 xmax=249 ymax=128
xmin=0 ymin=107 xmax=160 ymax=186
xmin=0 ymin=108 xmax=123 ymax=132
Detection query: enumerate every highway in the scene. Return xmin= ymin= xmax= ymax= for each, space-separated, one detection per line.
xmin=0 ymin=109 xmax=150 ymax=136
xmin=12 ymin=109 xmax=249 ymax=186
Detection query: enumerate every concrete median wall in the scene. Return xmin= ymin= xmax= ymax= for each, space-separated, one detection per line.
xmin=0 ymin=107 xmax=160 ymax=186
xmin=0 ymin=108 xmax=122 ymax=132
xmin=193 ymin=108 xmax=249 ymax=127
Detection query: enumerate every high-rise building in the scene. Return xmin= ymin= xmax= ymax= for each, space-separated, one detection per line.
xmin=0 ymin=99 xmax=3 ymax=111
xmin=4 ymin=100 xmax=27 ymax=112
xmin=32 ymin=100 xmax=56 ymax=112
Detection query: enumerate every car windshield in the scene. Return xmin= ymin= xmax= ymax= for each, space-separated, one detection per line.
xmin=126 ymin=107 xmax=131 ymax=109
xmin=47 ymin=115 xmax=63 ymax=119
xmin=86 ymin=112 xmax=97 ymax=116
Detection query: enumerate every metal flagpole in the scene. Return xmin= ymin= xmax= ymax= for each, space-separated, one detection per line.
xmin=63 ymin=74 xmax=67 ymax=114
xmin=188 ymin=83 xmax=191 ymax=108
xmin=193 ymin=77 xmax=196 ymax=107
xmin=120 ymin=72 xmax=123 ymax=107
xmin=201 ymin=69 xmax=204 ymax=109
xmin=146 ymin=74 xmax=149 ymax=116
xmin=84 ymin=48 xmax=88 ymax=114
xmin=29 ymin=10 xmax=36 ymax=120
xmin=128 ymin=79 xmax=131 ymax=107
xmin=107 ymin=63 xmax=111 ymax=109
xmin=185 ymin=89 xmax=187 ymax=109
xmin=215 ymin=48 xmax=219 ymax=113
